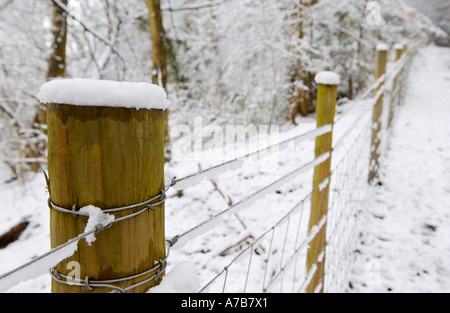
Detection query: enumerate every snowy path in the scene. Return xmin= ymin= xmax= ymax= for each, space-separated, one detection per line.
xmin=350 ymin=45 xmax=450 ymax=292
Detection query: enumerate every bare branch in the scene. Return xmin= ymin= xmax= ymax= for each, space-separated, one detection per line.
xmin=51 ymin=0 xmax=127 ymax=80
xmin=162 ymin=0 xmax=236 ymax=12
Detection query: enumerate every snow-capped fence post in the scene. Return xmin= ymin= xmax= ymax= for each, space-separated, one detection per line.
xmin=39 ymin=79 xmax=169 ymax=293
xmin=368 ymin=45 xmax=388 ymax=183
xmin=305 ymin=71 xmax=339 ymax=293
xmin=388 ymin=44 xmax=404 ymax=128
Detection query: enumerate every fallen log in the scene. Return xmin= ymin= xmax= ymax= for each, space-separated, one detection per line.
xmin=0 ymin=221 xmax=29 ymax=249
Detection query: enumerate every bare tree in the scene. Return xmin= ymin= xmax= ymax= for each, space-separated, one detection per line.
xmin=146 ymin=0 xmax=170 ymax=152
xmin=27 ymin=0 xmax=68 ymax=173
xmin=290 ymin=0 xmax=319 ymax=123
xmin=47 ymin=0 xmax=68 ymax=80
xmin=36 ymin=0 xmax=68 ymax=128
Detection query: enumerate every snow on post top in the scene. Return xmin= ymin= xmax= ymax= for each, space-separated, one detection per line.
xmin=38 ymin=78 xmax=169 ymax=110
xmin=394 ymin=43 xmax=404 ymax=50
xmin=314 ymin=71 xmax=340 ymax=86
xmin=376 ymin=43 xmax=389 ymax=51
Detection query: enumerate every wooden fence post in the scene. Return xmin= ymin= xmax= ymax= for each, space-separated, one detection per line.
xmin=41 ymin=79 xmax=168 ymax=293
xmin=387 ymin=44 xmax=404 ymax=128
xmin=368 ymin=44 xmax=388 ymax=183
xmin=306 ymin=71 xmax=339 ymax=293
xmin=398 ymin=44 xmax=409 ymax=107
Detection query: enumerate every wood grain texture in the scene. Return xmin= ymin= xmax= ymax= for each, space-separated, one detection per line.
xmin=369 ymin=49 xmax=388 ymax=183
xmin=306 ymin=83 xmax=337 ymax=293
xmin=47 ymin=103 xmax=165 ymax=293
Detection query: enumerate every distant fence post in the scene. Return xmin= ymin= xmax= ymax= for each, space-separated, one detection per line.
xmin=368 ymin=44 xmax=388 ymax=183
xmin=387 ymin=44 xmax=404 ymax=128
xmin=305 ymin=71 xmax=339 ymax=293
xmin=41 ymin=79 xmax=168 ymax=293
xmin=398 ymin=44 xmax=409 ymax=107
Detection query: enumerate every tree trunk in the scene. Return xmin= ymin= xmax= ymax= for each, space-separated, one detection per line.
xmin=146 ymin=0 xmax=170 ymax=149
xmin=29 ymin=0 xmax=69 ymax=173
xmin=47 ymin=0 xmax=68 ymax=81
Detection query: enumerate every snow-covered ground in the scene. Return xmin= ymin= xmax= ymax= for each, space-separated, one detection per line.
xmin=0 ymin=45 xmax=449 ymax=293
xmin=350 ymin=45 xmax=450 ymax=293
